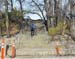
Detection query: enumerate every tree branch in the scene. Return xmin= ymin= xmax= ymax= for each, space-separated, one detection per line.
xmin=32 ymin=0 xmax=45 ymax=20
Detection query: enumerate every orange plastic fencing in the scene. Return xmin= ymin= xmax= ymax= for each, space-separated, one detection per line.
xmin=1 ymin=38 xmax=5 ymax=59
xmin=12 ymin=43 xmax=15 ymax=59
xmin=56 ymin=41 xmax=60 ymax=56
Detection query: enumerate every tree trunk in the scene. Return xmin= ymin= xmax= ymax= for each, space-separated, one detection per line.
xmin=18 ymin=0 xmax=23 ymax=19
xmin=5 ymin=0 xmax=9 ymax=37
xmin=54 ymin=0 xmax=61 ymax=26
xmin=69 ymin=0 xmax=75 ymax=40
xmin=44 ymin=0 xmax=55 ymax=29
xmin=18 ymin=0 xmax=24 ymax=33
xmin=11 ymin=0 xmax=13 ymax=11
xmin=0 ymin=27 xmax=2 ymax=36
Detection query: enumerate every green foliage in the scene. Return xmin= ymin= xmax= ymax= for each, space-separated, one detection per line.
xmin=48 ymin=27 xmax=57 ymax=36
xmin=56 ymin=22 xmax=64 ymax=31
xmin=48 ymin=21 xmax=67 ymax=36
xmin=49 ymin=16 xmax=55 ymax=18
xmin=8 ymin=8 xmax=22 ymax=21
xmin=0 ymin=19 xmax=6 ymax=27
xmin=0 ymin=12 xmax=6 ymax=27
xmin=23 ymin=10 xmax=31 ymax=14
xmin=56 ymin=22 xmax=67 ymax=31
xmin=0 ymin=12 xmax=2 ymax=16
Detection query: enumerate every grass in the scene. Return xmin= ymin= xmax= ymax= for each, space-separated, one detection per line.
xmin=16 ymin=33 xmax=51 ymax=48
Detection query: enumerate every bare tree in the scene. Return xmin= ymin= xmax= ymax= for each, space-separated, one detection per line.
xmin=32 ymin=0 xmax=45 ymax=21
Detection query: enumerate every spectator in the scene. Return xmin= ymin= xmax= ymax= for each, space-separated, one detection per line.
xmin=30 ymin=22 xmax=36 ymax=36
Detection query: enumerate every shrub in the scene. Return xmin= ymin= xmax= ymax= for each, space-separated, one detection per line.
xmin=48 ymin=21 xmax=67 ymax=36
xmin=48 ymin=27 xmax=57 ymax=36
